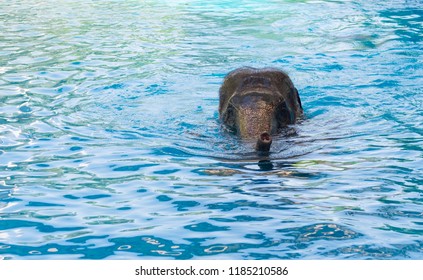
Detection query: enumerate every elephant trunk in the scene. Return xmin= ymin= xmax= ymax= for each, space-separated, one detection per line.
xmin=256 ymin=132 xmax=272 ymax=155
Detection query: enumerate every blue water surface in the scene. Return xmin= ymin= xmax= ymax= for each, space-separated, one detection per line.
xmin=0 ymin=0 xmax=422 ymax=259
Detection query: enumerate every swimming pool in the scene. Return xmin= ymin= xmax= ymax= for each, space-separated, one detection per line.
xmin=0 ymin=0 xmax=422 ymax=259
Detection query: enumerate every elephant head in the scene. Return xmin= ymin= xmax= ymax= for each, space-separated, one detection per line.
xmin=219 ymin=67 xmax=302 ymax=154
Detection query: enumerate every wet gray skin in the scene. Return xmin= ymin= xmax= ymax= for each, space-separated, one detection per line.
xmin=219 ymin=67 xmax=303 ymax=154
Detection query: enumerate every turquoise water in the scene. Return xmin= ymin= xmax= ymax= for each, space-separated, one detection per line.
xmin=0 ymin=0 xmax=422 ymax=260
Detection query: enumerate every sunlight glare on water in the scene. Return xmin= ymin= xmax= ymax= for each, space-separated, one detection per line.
xmin=0 ymin=0 xmax=422 ymax=259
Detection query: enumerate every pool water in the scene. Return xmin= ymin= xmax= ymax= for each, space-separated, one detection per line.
xmin=0 ymin=0 xmax=422 ymax=259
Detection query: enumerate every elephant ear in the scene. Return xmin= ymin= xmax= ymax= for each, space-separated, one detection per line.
xmin=294 ymin=87 xmax=302 ymax=110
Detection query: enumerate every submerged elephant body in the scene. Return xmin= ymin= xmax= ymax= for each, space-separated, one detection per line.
xmin=219 ymin=67 xmax=303 ymax=153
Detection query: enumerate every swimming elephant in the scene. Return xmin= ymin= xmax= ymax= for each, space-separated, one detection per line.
xmin=219 ymin=67 xmax=303 ymax=154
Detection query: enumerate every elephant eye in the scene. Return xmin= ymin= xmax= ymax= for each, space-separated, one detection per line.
xmin=224 ymin=105 xmax=237 ymax=133
xmin=276 ymin=101 xmax=292 ymax=128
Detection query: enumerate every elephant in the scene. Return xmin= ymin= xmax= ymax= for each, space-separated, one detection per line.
xmin=219 ymin=67 xmax=303 ymax=154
